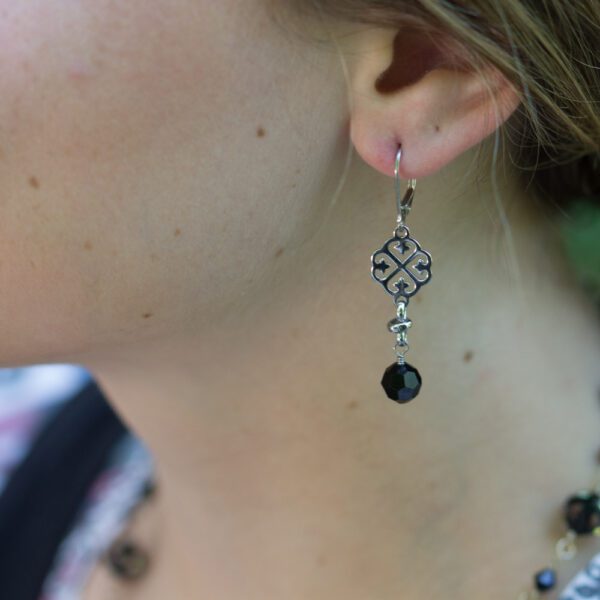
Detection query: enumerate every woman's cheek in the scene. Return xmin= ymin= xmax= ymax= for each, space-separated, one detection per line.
xmin=0 ymin=1 xmax=230 ymax=360
xmin=0 ymin=0 xmax=324 ymax=365
xmin=0 ymin=0 xmax=292 ymax=365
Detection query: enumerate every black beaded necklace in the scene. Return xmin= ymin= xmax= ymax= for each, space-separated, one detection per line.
xmin=94 ymin=380 xmax=600 ymax=599
xmin=102 ymin=420 xmax=600 ymax=598
xmin=518 ymin=389 xmax=600 ymax=599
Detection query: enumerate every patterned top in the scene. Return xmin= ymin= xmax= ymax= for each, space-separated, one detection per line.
xmin=0 ymin=364 xmax=597 ymax=599
xmin=560 ymin=553 xmax=600 ymax=599
xmin=0 ymin=364 xmax=154 ymax=599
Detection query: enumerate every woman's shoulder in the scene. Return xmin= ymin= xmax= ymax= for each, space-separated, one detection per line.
xmin=0 ymin=365 xmax=155 ymax=600
xmin=0 ymin=364 xmax=597 ymax=600
xmin=0 ymin=365 xmax=92 ymax=495
xmin=558 ymin=552 xmax=600 ymax=600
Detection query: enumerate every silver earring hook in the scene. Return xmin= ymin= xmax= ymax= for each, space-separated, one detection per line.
xmin=394 ymin=146 xmax=417 ymax=226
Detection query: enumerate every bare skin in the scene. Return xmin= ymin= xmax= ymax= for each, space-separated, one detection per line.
xmin=0 ymin=1 xmax=597 ymax=598
xmin=81 ymin=149 xmax=600 ymax=599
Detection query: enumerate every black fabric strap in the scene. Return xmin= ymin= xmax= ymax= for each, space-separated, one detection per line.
xmin=0 ymin=378 xmax=128 ymax=600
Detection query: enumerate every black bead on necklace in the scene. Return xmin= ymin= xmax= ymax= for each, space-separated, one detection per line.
xmin=515 ymin=450 xmax=600 ymax=599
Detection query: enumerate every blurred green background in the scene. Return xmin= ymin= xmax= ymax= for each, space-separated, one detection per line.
xmin=561 ymin=199 xmax=600 ymax=303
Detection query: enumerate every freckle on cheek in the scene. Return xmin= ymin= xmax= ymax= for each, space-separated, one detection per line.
xmin=174 ymin=228 xmax=181 ymax=237
xmin=83 ymin=240 xmax=93 ymax=251
xmin=28 ymin=176 xmax=40 ymax=189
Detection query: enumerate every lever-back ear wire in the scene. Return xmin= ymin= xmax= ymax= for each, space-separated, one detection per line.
xmin=394 ymin=146 xmax=417 ymax=227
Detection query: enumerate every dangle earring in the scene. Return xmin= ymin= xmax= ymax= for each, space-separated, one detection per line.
xmin=370 ymin=146 xmax=432 ymax=403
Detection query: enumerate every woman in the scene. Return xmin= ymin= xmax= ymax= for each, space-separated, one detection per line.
xmin=0 ymin=0 xmax=598 ymax=598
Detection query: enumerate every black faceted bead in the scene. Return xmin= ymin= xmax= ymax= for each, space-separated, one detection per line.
xmin=381 ymin=362 xmax=422 ymax=403
xmin=564 ymin=490 xmax=600 ymax=535
xmin=534 ymin=567 xmax=556 ymax=592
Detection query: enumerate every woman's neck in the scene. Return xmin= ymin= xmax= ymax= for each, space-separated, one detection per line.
xmin=83 ymin=146 xmax=600 ymax=599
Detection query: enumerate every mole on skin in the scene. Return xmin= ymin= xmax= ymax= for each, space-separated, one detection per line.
xmin=463 ymin=350 xmax=474 ymax=363
xmin=316 ymin=553 xmax=328 ymax=567
xmin=174 ymin=228 xmax=181 ymax=237
xmin=83 ymin=240 xmax=93 ymax=251
xmin=29 ymin=176 xmax=40 ymax=189
xmin=142 ymin=312 xmax=153 ymax=319
xmin=256 ymin=126 xmax=266 ymax=137
xmin=274 ymin=247 xmax=284 ymax=258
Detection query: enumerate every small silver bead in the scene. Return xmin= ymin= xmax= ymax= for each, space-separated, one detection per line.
xmin=387 ymin=318 xmax=413 ymax=333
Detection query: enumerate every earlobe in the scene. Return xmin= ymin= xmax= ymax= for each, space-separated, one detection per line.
xmin=348 ymin=28 xmax=521 ymax=179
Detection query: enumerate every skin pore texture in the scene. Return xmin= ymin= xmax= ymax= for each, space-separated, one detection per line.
xmin=0 ymin=1 xmax=599 ymax=599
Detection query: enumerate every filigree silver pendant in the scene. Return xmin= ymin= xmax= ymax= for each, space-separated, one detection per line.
xmin=370 ymin=224 xmax=432 ymax=303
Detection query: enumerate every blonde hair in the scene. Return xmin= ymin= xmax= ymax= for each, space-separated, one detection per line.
xmin=291 ymin=0 xmax=600 ymax=209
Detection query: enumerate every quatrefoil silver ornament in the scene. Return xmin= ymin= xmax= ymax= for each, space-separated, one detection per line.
xmin=371 ymin=224 xmax=432 ymax=302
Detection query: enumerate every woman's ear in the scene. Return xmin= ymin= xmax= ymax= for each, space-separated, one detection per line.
xmin=347 ymin=27 xmax=521 ymax=179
